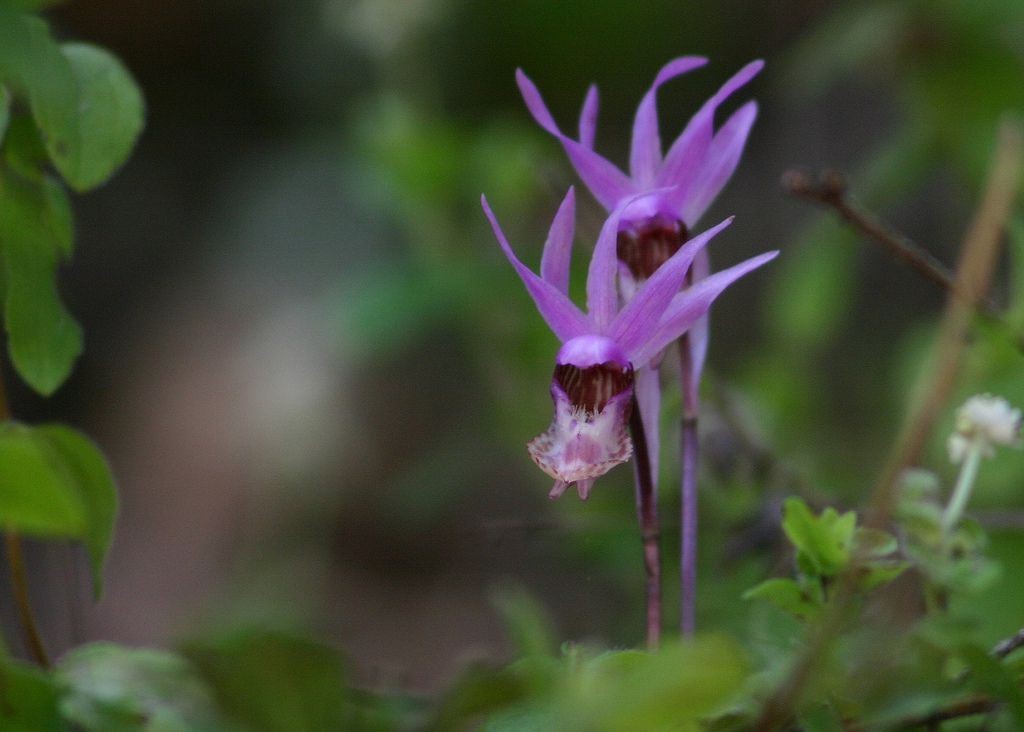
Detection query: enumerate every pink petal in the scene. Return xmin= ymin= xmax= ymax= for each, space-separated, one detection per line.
xmin=610 ymin=218 xmax=734 ymax=358
xmin=516 ymin=69 xmax=635 ymax=209
xmin=540 ymin=187 xmax=577 ymax=295
xmin=630 ymin=56 xmax=708 ymax=188
xmin=682 ymin=101 xmax=758 ymax=227
xmin=481 ymin=195 xmax=592 ymax=342
xmin=630 ymin=250 xmax=778 ymax=366
xmin=658 ymin=60 xmax=764 ymax=213
xmin=579 ymin=84 xmax=599 ymax=149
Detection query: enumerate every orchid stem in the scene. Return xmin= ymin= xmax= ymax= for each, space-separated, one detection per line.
xmin=679 ymin=337 xmax=698 ymax=637
xmin=629 ymin=395 xmax=661 ymax=650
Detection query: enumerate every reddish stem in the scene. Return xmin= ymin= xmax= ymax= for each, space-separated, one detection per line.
xmin=629 ymin=396 xmax=661 ymax=650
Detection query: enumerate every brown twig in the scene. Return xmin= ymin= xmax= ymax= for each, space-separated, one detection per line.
xmin=755 ymin=119 xmax=1024 ymax=731
xmin=0 ymin=368 xmax=50 ymax=667
xmin=992 ymin=628 xmax=1024 ymax=660
xmin=4 ymin=531 xmax=49 ymax=667
xmin=783 ymin=168 xmax=1005 ymax=319
xmin=847 ymin=696 xmax=999 ymax=728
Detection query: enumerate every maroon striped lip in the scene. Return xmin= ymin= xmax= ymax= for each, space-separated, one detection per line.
xmin=553 ymin=361 xmax=633 ymax=414
xmin=616 ymin=217 xmax=688 ymax=280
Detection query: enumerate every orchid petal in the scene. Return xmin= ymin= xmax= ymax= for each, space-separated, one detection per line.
xmin=682 ymin=101 xmax=758 ymax=227
xmin=579 ymin=84 xmax=599 ymax=149
xmin=631 ymin=250 xmax=778 ymax=366
xmin=682 ymin=248 xmax=711 ymax=407
xmin=481 ymin=195 xmax=592 ymax=342
xmin=611 ymin=218 xmax=734 ymax=357
xmin=585 ymin=202 xmax=629 ymax=329
xmin=585 ymin=191 xmax=665 ymax=329
xmin=658 ymin=60 xmax=764 ymax=211
xmin=630 ymin=56 xmax=707 ymax=188
xmin=540 ymin=187 xmax=576 ymax=295
xmin=516 ymin=69 xmax=635 ymax=209
xmin=634 ymin=365 xmax=662 ymax=489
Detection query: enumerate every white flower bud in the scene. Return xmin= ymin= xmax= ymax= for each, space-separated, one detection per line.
xmin=948 ymin=394 xmax=1022 ymax=464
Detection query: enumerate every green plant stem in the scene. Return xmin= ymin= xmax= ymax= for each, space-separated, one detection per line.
xmin=5 ymin=530 xmax=49 ymax=667
xmin=941 ymin=440 xmax=983 ymax=534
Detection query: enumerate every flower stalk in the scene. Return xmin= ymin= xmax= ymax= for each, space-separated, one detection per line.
xmin=628 ymin=394 xmax=661 ymax=649
xmin=679 ymin=340 xmax=699 ymax=636
xmin=941 ymin=440 xmax=983 ymax=534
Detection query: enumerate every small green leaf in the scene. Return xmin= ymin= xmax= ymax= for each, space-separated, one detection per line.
xmin=0 ymin=169 xmax=82 ymax=394
xmin=57 ymin=643 xmax=222 ymax=732
xmin=856 ymin=561 xmax=910 ymax=592
xmin=0 ymin=422 xmax=85 ymax=537
xmin=743 ymin=578 xmax=821 ymax=620
xmin=852 ymin=527 xmax=899 ymax=558
xmin=782 ymin=498 xmax=856 ymax=577
xmin=0 ymin=659 xmax=63 ymax=731
xmin=55 ymin=43 xmax=144 ymax=192
xmin=34 ymin=425 xmax=116 ymax=598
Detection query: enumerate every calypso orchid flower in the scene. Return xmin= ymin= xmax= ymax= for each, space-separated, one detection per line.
xmin=516 ymin=58 xmax=764 ymax=478
xmin=482 ymin=187 xmax=777 ymax=500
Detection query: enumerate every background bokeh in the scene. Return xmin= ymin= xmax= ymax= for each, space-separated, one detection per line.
xmin=7 ymin=0 xmax=1024 ymax=694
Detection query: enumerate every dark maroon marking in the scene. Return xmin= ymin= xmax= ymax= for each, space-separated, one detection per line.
xmin=554 ymin=361 xmax=634 ymax=413
xmin=616 ymin=217 xmax=688 ymax=280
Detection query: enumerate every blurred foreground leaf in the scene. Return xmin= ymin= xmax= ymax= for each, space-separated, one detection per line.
xmin=551 ymin=637 xmax=748 ymax=730
xmin=57 ymin=643 xmax=222 ymax=731
xmin=0 ymin=659 xmax=63 ymax=731
xmin=183 ymin=629 xmax=349 ymax=732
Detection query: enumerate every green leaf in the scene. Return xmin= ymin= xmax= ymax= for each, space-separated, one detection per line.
xmin=55 ymin=44 xmax=144 ymax=192
xmin=3 ymin=115 xmax=48 ymax=181
xmin=33 ymin=425 xmax=116 ymax=597
xmin=781 ymin=498 xmax=856 ymax=577
xmin=57 ymin=643 xmax=222 ymax=731
xmin=0 ymin=169 xmax=82 ymax=394
xmin=743 ymin=578 xmax=821 ymax=620
xmin=0 ymin=10 xmax=79 ymax=181
xmin=0 ymin=422 xmax=86 ymax=537
xmin=492 ymin=585 xmax=556 ymax=660
xmin=852 ymin=527 xmax=899 ymax=558
xmin=183 ymin=629 xmax=349 ymax=732
xmin=856 ymin=561 xmax=910 ymax=592
xmin=0 ymin=659 xmax=63 ymax=731
xmin=553 ymin=637 xmax=748 ymax=730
